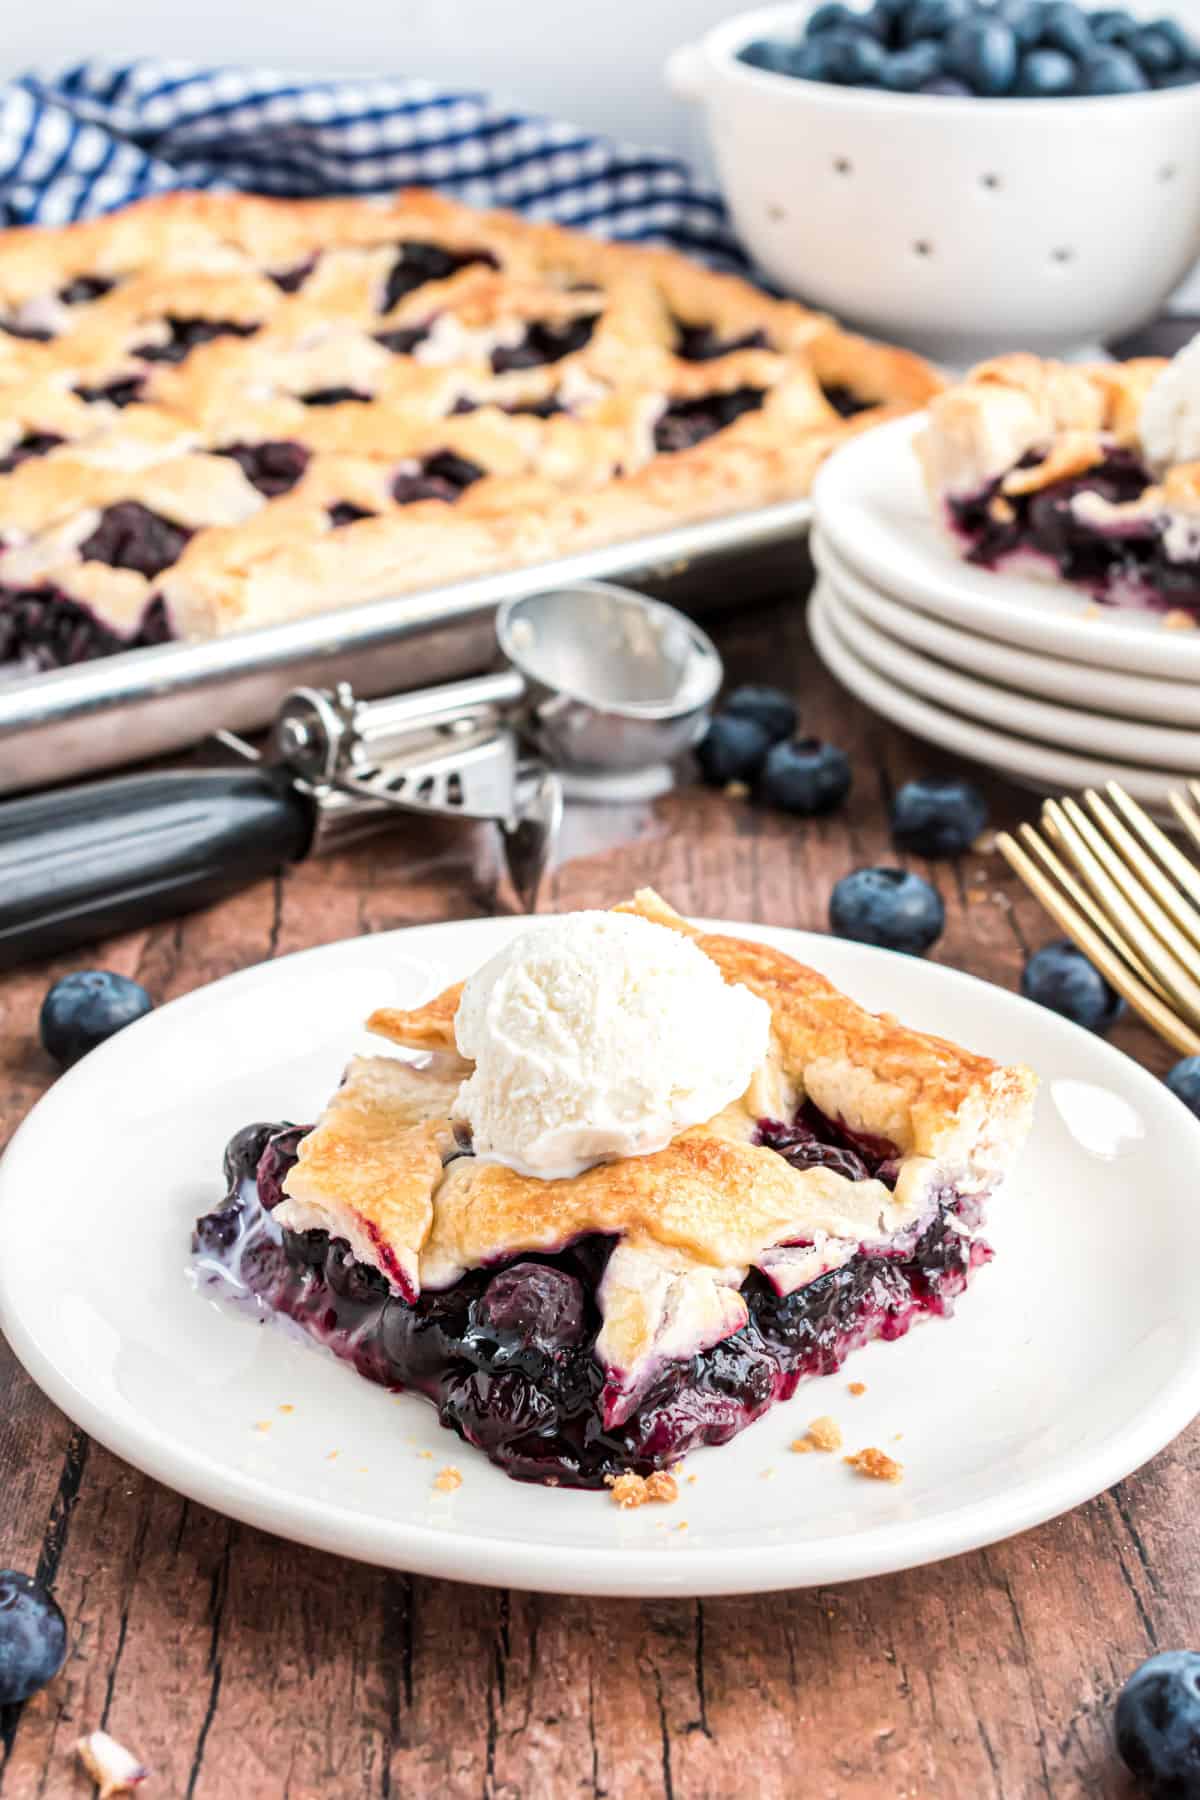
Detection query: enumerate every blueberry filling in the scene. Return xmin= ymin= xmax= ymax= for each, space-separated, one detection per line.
xmin=0 ymin=432 xmax=65 ymax=476
xmin=215 ymin=439 xmax=310 ymax=498
xmin=450 ymin=395 xmax=566 ymax=419
xmin=134 ymin=316 xmax=259 ymax=365
xmin=58 ymin=276 xmax=115 ymax=306
xmin=0 ymin=586 xmax=169 ymax=669
xmin=653 ymin=386 xmax=766 ymax=454
xmin=821 ymin=382 xmax=873 ymax=418
xmin=380 ymin=242 xmax=500 ymax=314
xmin=78 ymin=502 xmax=192 ymax=580
xmin=327 ymin=501 xmax=377 ymax=527
xmin=947 ymin=447 xmax=1200 ymax=610
xmin=675 ymin=321 xmax=769 ymax=361
xmin=374 ymin=325 xmax=431 ymax=356
xmin=392 ymin=450 xmax=485 ymax=505
xmin=73 ymin=377 xmax=144 ymax=409
xmin=193 ymin=1106 xmax=990 ymax=1488
xmin=268 ymin=258 xmax=316 ymax=295
xmin=491 ymin=315 xmax=599 ymax=374
xmin=299 ymin=386 xmax=372 ymax=407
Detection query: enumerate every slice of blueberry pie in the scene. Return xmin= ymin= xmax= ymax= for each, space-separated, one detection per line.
xmin=0 ymin=189 xmax=940 ymax=669
xmin=192 ymin=890 xmax=1036 ymax=1488
xmin=917 ymin=346 xmax=1200 ymax=622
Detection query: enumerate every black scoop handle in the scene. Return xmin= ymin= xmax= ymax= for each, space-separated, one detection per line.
xmin=0 ymin=766 xmax=314 ymax=970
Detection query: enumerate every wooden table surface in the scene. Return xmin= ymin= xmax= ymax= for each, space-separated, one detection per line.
xmin=0 ymin=592 xmax=1181 ymax=1800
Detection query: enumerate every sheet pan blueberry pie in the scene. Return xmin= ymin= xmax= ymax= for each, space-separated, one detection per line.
xmin=917 ymin=345 xmax=1200 ymax=621
xmin=192 ymin=891 xmax=1036 ymax=1488
xmin=0 ymin=188 xmax=940 ymax=670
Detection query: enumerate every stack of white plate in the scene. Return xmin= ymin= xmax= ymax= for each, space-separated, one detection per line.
xmin=809 ymin=416 xmax=1200 ymax=809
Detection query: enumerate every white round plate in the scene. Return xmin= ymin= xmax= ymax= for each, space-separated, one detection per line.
xmin=818 ymin=561 xmax=1200 ymax=773
xmin=812 ymin=415 xmax=1200 ymax=683
xmin=3 ymin=916 xmax=1200 ymax=1597
xmin=809 ymin=581 xmax=1185 ymax=807
xmin=812 ymin=529 xmax=1200 ymax=731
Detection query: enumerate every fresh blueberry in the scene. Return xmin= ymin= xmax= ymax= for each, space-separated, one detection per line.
xmin=1039 ymin=0 xmax=1095 ymax=57
xmin=862 ymin=1 xmax=903 ymax=44
xmin=0 ymin=1572 xmax=68 ymax=1705
xmin=739 ymin=36 xmax=799 ymax=72
xmin=1166 ymin=1057 xmax=1200 ymax=1118
xmin=890 ymin=776 xmax=988 ymax=857
xmin=944 ymin=16 xmax=1019 ymax=93
xmin=1078 ymin=45 xmax=1148 ymax=89
xmin=897 ymin=0 xmax=970 ymax=47
xmin=882 ymin=40 xmax=945 ymax=85
xmin=1020 ymin=940 xmax=1125 ymax=1033
xmin=696 ymin=714 xmax=772 ymax=785
xmin=39 ymin=969 xmax=154 ymax=1068
xmin=722 ymin=684 xmax=797 ymax=743
xmin=829 ymin=867 xmax=945 ymax=954
xmin=1116 ymin=1651 xmax=1200 ymax=1796
xmin=808 ymin=28 xmax=888 ymax=80
xmin=1153 ymin=61 xmax=1200 ymax=84
xmin=808 ymin=2 xmax=879 ymax=34
xmin=1130 ymin=23 xmax=1182 ymax=73
xmin=1014 ymin=45 xmax=1078 ymax=90
xmin=760 ymin=738 xmax=852 ymax=815
xmin=1148 ymin=15 xmax=1200 ymax=58
xmin=989 ymin=0 xmax=1047 ymax=47
xmin=1089 ymin=6 xmax=1137 ymax=42
xmin=920 ymin=73 xmax=974 ymax=89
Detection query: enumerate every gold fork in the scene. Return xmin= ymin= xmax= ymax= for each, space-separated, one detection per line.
xmin=996 ymin=781 xmax=1200 ymax=1056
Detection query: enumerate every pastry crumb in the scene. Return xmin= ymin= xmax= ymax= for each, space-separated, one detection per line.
xmin=417 ymin=1449 xmax=433 ymax=1460
xmin=605 ymin=1470 xmax=678 ymax=1508
xmin=326 ymin=1450 xmax=339 ymax=1461
xmin=76 ymin=1730 xmax=148 ymax=1796
xmin=433 ymin=1465 xmax=462 ymax=1493
xmin=1164 ymin=608 xmax=1197 ymax=631
xmin=845 ymin=1447 xmax=904 ymax=1483
xmin=792 ymin=1415 xmax=843 ymax=1455
xmin=278 ymin=1403 xmax=294 ymax=1414
xmin=848 ymin=1382 xmax=866 ymax=1397
xmin=966 ymin=887 xmax=987 ymax=904
xmin=761 ymin=1467 xmax=777 ymax=1480
xmin=971 ymin=829 xmax=998 ymax=855
xmin=253 ymin=1421 xmax=271 ymax=1433
xmin=723 ymin=780 xmax=750 ymax=799
xmin=675 ymin=1521 xmax=689 ymax=1532
xmin=687 ymin=1473 xmax=698 ymax=1486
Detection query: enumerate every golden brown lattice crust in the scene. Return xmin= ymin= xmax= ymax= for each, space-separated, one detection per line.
xmin=915 ymin=351 xmax=1163 ymax=504
xmin=0 ymin=189 xmax=940 ymax=644
xmin=283 ymin=891 xmax=1036 ymax=1393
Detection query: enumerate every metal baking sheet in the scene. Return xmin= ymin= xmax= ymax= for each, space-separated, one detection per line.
xmin=0 ymin=499 xmax=812 ymax=795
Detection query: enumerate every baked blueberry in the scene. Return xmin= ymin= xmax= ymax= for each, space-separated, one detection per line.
xmin=890 ymin=776 xmax=988 ymax=857
xmin=1165 ymin=1057 xmax=1200 ymax=1118
xmin=476 ymin=1264 xmax=586 ymax=1351
xmin=696 ymin=715 xmax=773 ymax=785
xmin=760 ymin=738 xmax=852 ymax=815
xmin=1116 ymin=1651 xmax=1200 ymax=1797
xmin=829 ymin=867 xmax=945 ymax=954
xmin=40 ymin=969 xmax=154 ymax=1068
xmin=0 ymin=1572 xmax=67 ymax=1705
xmin=723 ymin=683 xmax=797 ymax=743
xmin=1020 ymin=941 xmax=1124 ymax=1033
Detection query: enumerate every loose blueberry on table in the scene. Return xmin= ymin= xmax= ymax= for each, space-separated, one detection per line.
xmin=1165 ymin=1056 xmax=1200 ymax=1117
xmin=1116 ymin=1651 xmax=1200 ymax=1797
xmin=738 ymin=0 xmax=1200 ymax=95
xmin=890 ymin=776 xmax=989 ymax=858
xmin=760 ymin=738 xmax=853 ymax=815
xmin=1020 ymin=940 xmax=1125 ymax=1034
xmin=829 ymin=867 xmax=946 ymax=953
xmin=39 ymin=970 xmax=154 ymax=1068
xmin=0 ymin=1571 xmax=67 ymax=1706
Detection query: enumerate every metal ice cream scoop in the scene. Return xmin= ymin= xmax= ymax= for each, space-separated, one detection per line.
xmin=0 ymin=581 xmax=722 ymax=968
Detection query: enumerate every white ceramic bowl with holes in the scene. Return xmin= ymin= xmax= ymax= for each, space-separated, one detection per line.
xmin=667 ymin=1 xmax=1200 ymax=362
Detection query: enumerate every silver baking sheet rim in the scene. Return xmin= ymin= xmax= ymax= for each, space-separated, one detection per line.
xmin=0 ymin=498 xmax=812 ymax=795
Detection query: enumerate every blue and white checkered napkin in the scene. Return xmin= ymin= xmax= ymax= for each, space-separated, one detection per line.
xmin=0 ymin=59 xmax=747 ymax=268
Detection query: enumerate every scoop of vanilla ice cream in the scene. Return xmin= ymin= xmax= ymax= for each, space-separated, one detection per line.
xmin=1139 ymin=332 xmax=1200 ymax=472
xmin=452 ymin=910 xmax=771 ymax=1179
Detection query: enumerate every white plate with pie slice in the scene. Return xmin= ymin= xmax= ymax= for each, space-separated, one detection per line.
xmin=3 ymin=914 xmax=1200 ymax=1596
xmin=810 ymin=582 xmax=1188 ymax=811
xmin=812 ymin=529 xmax=1200 ymax=731
xmin=817 ymin=564 xmax=1200 ymax=773
xmin=813 ymin=416 xmax=1200 ymax=684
